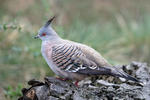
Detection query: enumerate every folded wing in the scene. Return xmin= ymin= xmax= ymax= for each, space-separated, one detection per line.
xmin=52 ymin=43 xmax=140 ymax=82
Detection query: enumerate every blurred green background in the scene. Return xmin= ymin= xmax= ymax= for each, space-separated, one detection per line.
xmin=0 ymin=0 xmax=150 ymax=99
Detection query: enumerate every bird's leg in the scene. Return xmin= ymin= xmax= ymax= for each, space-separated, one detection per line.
xmin=56 ymin=77 xmax=68 ymax=81
xmin=75 ymin=80 xmax=79 ymax=87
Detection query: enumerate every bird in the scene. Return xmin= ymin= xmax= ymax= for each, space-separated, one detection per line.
xmin=34 ymin=16 xmax=140 ymax=86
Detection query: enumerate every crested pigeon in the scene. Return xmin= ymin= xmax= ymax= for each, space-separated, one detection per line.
xmin=34 ymin=16 xmax=140 ymax=85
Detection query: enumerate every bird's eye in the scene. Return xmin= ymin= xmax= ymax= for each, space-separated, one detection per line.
xmin=42 ymin=33 xmax=46 ymax=36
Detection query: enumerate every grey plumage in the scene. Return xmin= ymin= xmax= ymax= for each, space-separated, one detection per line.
xmin=34 ymin=16 xmax=140 ymax=83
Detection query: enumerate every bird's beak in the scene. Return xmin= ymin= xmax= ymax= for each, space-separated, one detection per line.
xmin=34 ymin=35 xmax=40 ymax=39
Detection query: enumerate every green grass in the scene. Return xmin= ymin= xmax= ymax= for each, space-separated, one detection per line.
xmin=0 ymin=14 xmax=150 ymax=88
xmin=59 ymin=16 xmax=150 ymax=64
xmin=4 ymin=84 xmax=23 ymax=100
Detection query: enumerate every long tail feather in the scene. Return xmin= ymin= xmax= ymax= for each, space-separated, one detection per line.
xmin=77 ymin=65 xmax=140 ymax=82
xmin=110 ymin=66 xmax=140 ymax=82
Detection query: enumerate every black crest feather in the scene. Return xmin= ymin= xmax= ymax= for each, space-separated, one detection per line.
xmin=44 ymin=16 xmax=56 ymax=27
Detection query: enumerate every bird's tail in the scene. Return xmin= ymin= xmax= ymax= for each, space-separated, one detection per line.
xmin=110 ymin=66 xmax=140 ymax=82
xmin=79 ymin=65 xmax=140 ymax=82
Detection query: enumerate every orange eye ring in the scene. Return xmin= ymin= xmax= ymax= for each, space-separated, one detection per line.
xmin=42 ymin=33 xmax=46 ymax=36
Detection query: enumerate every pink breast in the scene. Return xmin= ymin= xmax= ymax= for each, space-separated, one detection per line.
xmin=42 ymin=42 xmax=53 ymax=60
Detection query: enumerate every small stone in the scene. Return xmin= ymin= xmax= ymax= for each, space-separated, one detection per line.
xmin=107 ymin=86 xmax=114 ymax=91
xmin=50 ymin=84 xmax=66 ymax=94
xmin=73 ymin=91 xmax=86 ymax=100
xmin=47 ymin=96 xmax=59 ymax=100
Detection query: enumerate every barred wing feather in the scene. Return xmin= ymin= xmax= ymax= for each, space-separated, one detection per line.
xmin=52 ymin=44 xmax=112 ymax=75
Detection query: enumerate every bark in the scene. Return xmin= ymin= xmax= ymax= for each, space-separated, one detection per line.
xmin=18 ymin=62 xmax=150 ymax=100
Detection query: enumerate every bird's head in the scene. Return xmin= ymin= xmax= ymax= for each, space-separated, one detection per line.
xmin=34 ymin=16 xmax=58 ymax=41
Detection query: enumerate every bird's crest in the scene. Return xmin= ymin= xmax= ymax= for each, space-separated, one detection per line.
xmin=44 ymin=16 xmax=56 ymax=27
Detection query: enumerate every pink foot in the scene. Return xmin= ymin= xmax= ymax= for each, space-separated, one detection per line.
xmin=56 ymin=77 xmax=67 ymax=81
xmin=75 ymin=81 xmax=79 ymax=87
